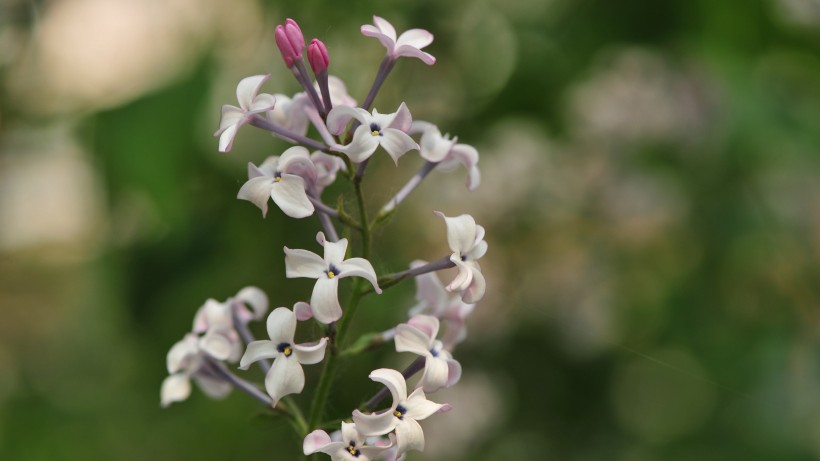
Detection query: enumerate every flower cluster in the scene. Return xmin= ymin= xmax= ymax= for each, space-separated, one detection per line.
xmin=163 ymin=15 xmax=487 ymax=460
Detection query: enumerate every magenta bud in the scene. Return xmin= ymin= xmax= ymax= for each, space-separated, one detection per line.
xmin=307 ymin=39 xmax=329 ymax=74
xmin=274 ymin=18 xmax=305 ymax=68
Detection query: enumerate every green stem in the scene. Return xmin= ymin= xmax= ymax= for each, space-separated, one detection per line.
xmin=353 ymin=174 xmax=371 ymax=260
xmin=284 ymin=396 xmax=308 ymax=436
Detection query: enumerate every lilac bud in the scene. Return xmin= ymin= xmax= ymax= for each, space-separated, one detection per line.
xmin=274 ymin=18 xmax=305 ymax=68
xmin=307 ymin=39 xmax=329 ymax=74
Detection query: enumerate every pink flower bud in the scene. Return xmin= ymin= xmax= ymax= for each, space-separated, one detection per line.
xmin=307 ymin=39 xmax=329 ymax=74
xmin=274 ymin=18 xmax=305 ymax=68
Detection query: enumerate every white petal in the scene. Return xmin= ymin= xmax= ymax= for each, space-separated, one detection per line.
xmin=255 ymin=156 xmax=280 ymax=177
xmin=293 ymin=301 xmax=313 ymax=321
xmin=327 ymin=105 xmax=372 ymax=135
xmin=407 ymin=315 xmax=440 ymax=339
xmin=468 ymin=239 xmax=488 ymax=261
xmin=340 ymin=422 xmax=360 ymax=445
xmin=395 ymin=29 xmax=433 ymax=50
xmin=435 ymin=212 xmax=477 ymax=253
xmin=379 ymin=129 xmax=418 ymax=164
xmin=236 ymin=74 xmax=270 ymax=110
xmin=394 ymin=418 xmax=425 ymax=454
xmin=271 ymin=174 xmax=314 ymax=218
xmin=293 ymin=337 xmax=328 ymax=365
xmin=238 ymin=340 xmax=279 ymax=370
xmin=338 ymin=258 xmax=382 ymax=294
xmin=394 ymin=324 xmax=432 ymax=356
xmin=445 ymin=359 xmax=462 ymax=388
xmin=311 ymin=277 xmax=342 ymax=323
xmin=167 ymin=334 xmax=199 ymax=373
xmin=369 ymin=368 xmax=407 ymax=404
xmin=284 ymin=247 xmax=326 ymax=279
xmin=278 ymin=146 xmax=317 ymax=183
xmin=248 ymin=93 xmax=276 ymax=114
xmin=235 ymin=286 xmax=268 ymax=321
xmin=322 ymin=237 xmax=349 ymax=266
xmin=265 ymin=356 xmax=305 ymax=405
xmin=352 ymin=409 xmax=396 ymax=436
xmin=418 ymin=127 xmax=454 ymax=163
xmin=404 ymin=388 xmax=445 ymax=421
xmin=372 ymin=16 xmax=397 ymax=42
xmin=303 ymin=430 xmax=333 ymax=455
xmin=387 ymin=102 xmax=413 ymax=132
xmin=215 ymin=105 xmax=244 ymax=134
xmin=217 ymin=120 xmax=242 ymax=153
xmin=266 ymin=307 xmax=297 ymax=344
xmin=419 ymin=356 xmax=450 ymax=393
xmin=441 ymin=143 xmax=480 ymax=190
xmin=462 ymin=266 xmax=486 ymax=303
xmin=409 ymin=261 xmax=448 ymax=317
xmin=199 ymin=332 xmax=234 ymax=361
xmin=194 ymin=374 xmax=232 ymax=399
xmin=447 ymin=257 xmax=474 ymax=292
xmin=161 ymin=373 xmax=191 ymax=407
xmin=237 ymin=176 xmax=275 ymax=217
xmin=394 ymin=46 xmax=436 ymax=65
xmin=333 ymin=126 xmax=380 ymax=163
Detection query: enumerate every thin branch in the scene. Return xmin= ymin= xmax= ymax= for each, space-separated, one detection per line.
xmin=249 ymin=115 xmax=328 ymax=152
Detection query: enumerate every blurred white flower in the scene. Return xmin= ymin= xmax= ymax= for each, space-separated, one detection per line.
xmin=395 ymin=315 xmax=462 ymax=392
xmin=214 ymin=74 xmax=276 ymax=152
xmin=360 ymin=16 xmax=436 ymax=65
xmin=408 ymin=260 xmax=475 ymax=350
xmin=303 ymin=422 xmax=391 ymax=461
xmin=160 ymin=333 xmax=231 ymax=407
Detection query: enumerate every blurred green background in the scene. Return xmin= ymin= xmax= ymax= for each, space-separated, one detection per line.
xmin=2 ymin=0 xmax=820 ymax=459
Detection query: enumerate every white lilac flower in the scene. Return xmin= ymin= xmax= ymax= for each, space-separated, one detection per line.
xmin=435 ymin=212 xmax=487 ymax=303
xmin=361 ymin=16 xmax=436 ymax=65
xmin=394 ymin=315 xmax=462 ymax=393
xmin=191 ymin=298 xmax=243 ymax=362
xmin=285 ymin=232 xmax=382 ymax=323
xmin=269 ymin=76 xmax=357 ymax=138
xmin=229 ymin=286 xmax=269 ymax=324
xmin=352 ymin=369 xmax=450 ymax=455
xmin=237 ymin=146 xmax=316 ymax=219
xmin=327 ymin=103 xmax=418 ymax=164
xmin=303 ymin=422 xmax=391 ymax=461
xmin=214 ymin=74 xmax=276 ymax=152
xmin=311 ymin=151 xmax=346 ymax=195
xmin=408 ymin=260 xmax=475 ymax=350
xmin=239 ymin=307 xmax=328 ymax=406
xmin=160 ymin=333 xmax=232 ymax=407
xmin=413 ymin=121 xmax=481 ymax=191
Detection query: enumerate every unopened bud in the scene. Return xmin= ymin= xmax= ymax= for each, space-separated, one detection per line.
xmin=307 ymin=39 xmax=329 ymax=74
xmin=274 ymin=18 xmax=305 ymax=68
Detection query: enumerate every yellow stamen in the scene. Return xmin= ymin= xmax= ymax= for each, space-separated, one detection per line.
xmin=393 ymin=410 xmax=403 ymax=418
xmin=327 ymin=271 xmax=335 ymax=279
xmin=274 ymin=176 xmax=281 ymax=182
xmin=371 ymin=130 xmax=380 ymax=136
xmin=283 ymin=346 xmax=292 ymax=356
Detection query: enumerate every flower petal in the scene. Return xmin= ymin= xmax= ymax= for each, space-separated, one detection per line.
xmin=194 ymin=374 xmax=232 ymax=399
xmin=293 ymin=301 xmax=313 ymax=321
xmin=462 ymin=265 xmax=486 ymax=303
xmin=408 ymin=315 xmax=440 ymax=339
xmin=372 ymin=16 xmax=397 ymax=42
xmin=332 ymin=126 xmax=380 ymax=163
xmin=285 ymin=247 xmax=326 ymax=279
xmin=239 ymin=340 xmax=279 ymax=370
xmin=248 ymin=93 xmax=276 ymax=114
xmin=379 ymin=129 xmax=418 ymax=164
xmin=442 ymin=143 xmax=480 ymax=190
xmin=235 ymin=286 xmax=268 ymax=321
xmin=321 ymin=236 xmax=349 ymax=266
xmin=217 ymin=119 xmax=244 ymax=153
xmin=394 ymin=418 xmax=425 ymax=454
xmin=293 ymin=337 xmax=328 ymax=365
xmin=160 ymin=373 xmax=191 ymax=407
xmin=237 ymin=176 xmax=275 ymax=217
xmin=266 ymin=307 xmax=297 ymax=344
xmin=387 ymin=102 xmax=413 ymax=132
xmin=435 ymin=212 xmax=477 ymax=253
xmin=394 ymin=46 xmax=436 ymax=65
xmin=419 ymin=356 xmax=450 ymax=393
xmin=265 ymin=356 xmax=305 ymax=405
xmin=404 ymin=388 xmax=445 ymax=421
xmin=303 ymin=430 xmax=333 ymax=455
xmin=236 ymin=74 xmax=270 ymax=110
xmin=215 ymin=105 xmax=244 ymax=135
xmin=369 ymin=368 xmax=407 ymax=404
xmin=199 ymin=332 xmax=234 ymax=361
xmin=396 ymin=29 xmax=433 ymax=50
xmin=271 ymin=174 xmax=314 ymax=218
xmin=338 ymin=258 xmax=382 ymax=294
xmin=278 ymin=146 xmax=317 ymax=182
xmin=352 ymin=409 xmax=397 ymax=436
xmin=310 ymin=277 xmax=342 ymax=323
xmin=447 ymin=256 xmax=474 ymax=292
xmin=408 ymin=261 xmax=448 ymax=317
xmin=446 ymin=359 xmax=462 ymax=388
xmin=419 ymin=126 xmax=454 ymax=163
xmin=327 ymin=105 xmax=372 ymax=135
xmin=394 ymin=324 xmax=432 ymax=356
xmin=167 ymin=333 xmax=199 ymax=373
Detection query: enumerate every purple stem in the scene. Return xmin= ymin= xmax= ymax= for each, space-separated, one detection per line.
xmin=380 ymin=161 xmax=437 ymax=214
xmin=294 ymin=62 xmax=326 ymax=117
xmin=315 ymin=70 xmax=333 ymax=115
xmin=205 ymin=359 xmax=272 ymax=406
xmin=364 ymin=357 xmax=426 ymax=411
xmin=309 ymin=194 xmax=340 ymax=242
xmin=370 ymin=256 xmax=456 ymax=293
xmin=362 ymin=56 xmax=396 ymax=111
xmin=249 ymin=115 xmax=327 ymax=151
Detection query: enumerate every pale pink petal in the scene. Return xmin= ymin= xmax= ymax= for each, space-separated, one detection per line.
xmin=440 ymin=143 xmax=480 ymax=190
xmin=194 ymin=374 xmax=232 ymax=399
xmin=217 ymin=120 xmax=243 ymax=153
xmin=284 ymin=247 xmax=326 ymax=279
xmin=352 ymin=409 xmax=397 ymax=436
xmin=239 ymin=340 xmax=279 ymax=370
xmin=395 ymin=29 xmax=433 ymax=50
xmin=337 ymin=258 xmax=382 ymax=294
xmin=394 ymin=46 xmax=436 ymax=65
xmin=408 ymin=261 xmax=448 ymax=317
xmin=265 ymin=356 xmax=305 ymax=405
xmin=236 ymin=74 xmax=270 ymax=110
xmin=266 ymin=307 xmax=297 ymax=344
xmin=446 ymin=359 xmax=462 ymax=388
xmin=321 ymin=236 xmax=349 ymax=267
xmin=271 ymin=174 xmax=314 ymax=218
xmin=199 ymin=332 xmax=233 ymax=361
xmin=278 ymin=146 xmax=317 ymax=184
xmin=237 ymin=176 xmax=275 ymax=217
xmin=394 ymin=324 xmax=432 ymax=356
xmin=253 ymin=156 xmax=279 ymax=178
xmin=447 ymin=256 xmax=474 ymax=292
xmin=247 ymin=93 xmax=276 ymax=114
xmin=394 ymin=418 xmax=425 ymax=454
xmin=418 ymin=127 xmax=454 ymax=163
xmin=462 ymin=266 xmax=486 ymax=303
xmin=311 ymin=277 xmax=342 ymax=323
xmin=293 ymin=301 xmax=313 ymax=321
xmin=340 ymin=421 xmax=360 ymax=445
xmin=293 ymin=337 xmax=328 ymax=365
xmin=215 ymin=105 xmax=244 ymax=135
xmin=332 ymin=126 xmax=380 ymax=163
xmin=387 ymin=102 xmax=413 ymax=132
xmin=435 ymin=212 xmax=477 ymax=254
xmin=407 ymin=315 xmax=440 ymax=339
xmin=327 ymin=105 xmax=372 ymax=135
xmin=235 ymin=286 xmax=268 ymax=321
xmin=161 ymin=373 xmax=191 ymax=407
xmin=404 ymin=388 xmax=446 ymax=420
xmin=372 ymin=16 xmax=397 ymax=42
xmin=303 ymin=430 xmax=334 ymax=455
xmin=167 ymin=334 xmax=199 ymax=373
xmin=419 ymin=356 xmax=450 ymax=393
xmin=369 ymin=368 xmax=407 ymax=404
xmin=379 ymin=129 xmax=419 ymax=164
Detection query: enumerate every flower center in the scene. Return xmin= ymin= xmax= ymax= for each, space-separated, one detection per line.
xmin=460 ymin=253 xmax=467 ymax=262
xmin=276 ymin=342 xmax=293 ymax=357
xmin=346 ymin=441 xmax=360 ymax=457
xmin=369 ymin=123 xmax=382 ymax=136
xmin=325 ymin=264 xmax=340 ymax=279
xmin=430 ymin=348 xmax=439 ymax=357
xmin=274 ymin=171 xmax=282 ymax=183
xmin=393 ymin=404 xmax=407 ymax=420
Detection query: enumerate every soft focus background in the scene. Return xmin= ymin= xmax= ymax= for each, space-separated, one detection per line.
xmin=2 ymin=0 xmax=820 ymax=459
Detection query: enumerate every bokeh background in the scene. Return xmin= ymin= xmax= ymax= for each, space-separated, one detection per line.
xmin=2 ymin=0 xmax=820 ymax=459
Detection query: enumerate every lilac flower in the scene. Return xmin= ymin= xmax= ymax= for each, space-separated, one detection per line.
xmin=214 ymin=74 xmax=276 ymax=152
xmin=408 ymin=261 xmax=475 ymax=350
xmin=160 ymin=333 xmax=232 ymax=407
xmin=191 ymin=298 xmax=243 ymax=362
xmin=237 ymin=146 xmax=316 ymax=219
xmin=361 ymin=16 xmax=436 ymax=65
xmin=284 ymin=232 xmax=382 ymax=323
xmin=239 ymin=307 xmax=328 ymax=406
xmin=303 ymin=422 xmax=391 ymax=461
xmin=395 ymin=315 xmax=462 ymax=393
xmin=308 ymin=39 xmax=329 ymax=74
xmin=352 ymin=369 xmax=450 ymax=455
xmin=414 ymin=122 xmax=481 ymax=190
xmin=327 ymin=103 xmax=418 ymax=164
xmin=436 ymin=212 xmax=487 ymax=303
xmin=275 ymin=19 xmax=305 ymax=68
xmin=311 ymin=151 xmax=346 ymax=195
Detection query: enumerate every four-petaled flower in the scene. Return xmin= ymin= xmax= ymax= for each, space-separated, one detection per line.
xmin=408 ymin=261 xmax=475 ymax=350
xmin=327 ymin=103 xmax=418 ymax=164
xmin=395 ymin=315 xmax=462 ymax=393
xmin=436 ymin=212 xmax=487 ymax=303
xmin=361 ymin=16 xmax=436 ymax=65
xmin=237 ymin=146 xmax=316 ymax=219
xmin=413 ymin=122 xmax=481 ymax=191
xmin=284 ymin=232 xmax=382 ymax=323
xmin=303 ymin=422 xmax=392 ymax=461
xmin=214 ymin=74 xmax=276 ymax=152
xmin=160 ymin=333 xmax=232 ymax=407
xmin=352 ymin=368 xmax=450 ymax=455
xmin=239 ymin=307 xmax=328 ymax=406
